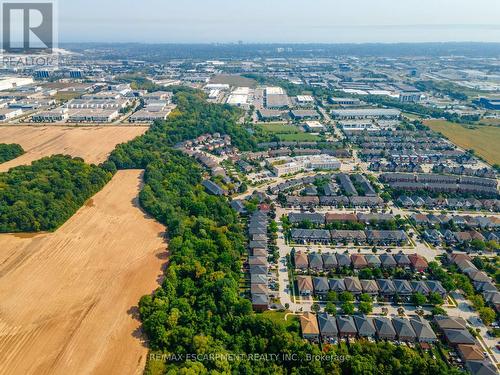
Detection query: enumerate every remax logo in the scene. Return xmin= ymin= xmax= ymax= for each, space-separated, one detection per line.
xmin=2 ymin=2 xmax=53 ymax=53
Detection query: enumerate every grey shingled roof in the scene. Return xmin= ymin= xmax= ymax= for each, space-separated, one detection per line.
xmin=392 ymin=317 xmax=417 ymax=340
xmin=336 ymin=315 xmax=357 ymax=335
xmin=317 ymin=313 xmax=338 ymax=336
xmin=409 ymin=316 xmax=437 ymax=342
xmin=354 ymin=315 xmax=376 ymax=337
xmin=373 ymin=317 xmax=396 ymax=339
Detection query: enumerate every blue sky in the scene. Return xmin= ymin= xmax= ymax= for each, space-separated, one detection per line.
xmin=58 ymin=0 xmax=500 ymax=43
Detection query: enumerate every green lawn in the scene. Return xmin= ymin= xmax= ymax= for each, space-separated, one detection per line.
xmin=260 ymin=311 xmax=298 ymax=330
xmin=257 ymin=123 xmax=302 ymax=133
xmin=425 ymin=119 xmax=500 ymax=165
xmin=402 ymin=112 xmax=424 ymax=121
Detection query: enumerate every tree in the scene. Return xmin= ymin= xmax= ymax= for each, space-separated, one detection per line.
xmin=358 ymin=301 xmax=373 ymax=314
xmin=411 ymin=292 xmax=427 ymax=306
xmin=358 ymin=268 xmax=373 ymax=280
xmin=339 ymin=291 xmax=354 ymax=302
xmin=359 ymin=293 xmax=372 ymax=303
xmin=325 ymin=302 xmax=337 ymax=315
xmin=311 ymin=303 xmax=321 ymax=313
xmin=470 ymin=295 xmax=485 ymax=311
xmin=470 ymin=239 xmax=486 ymax=252
xmin=326 ymin=291 xmax=338 ymax=302
xmin=0 ymin=143 xmax=24 ymax=163
xmin=0 ymin=155 xmax=112 ymax=233
xmin=428 ymin=292 xmax=444 ymax=306
xmin=479 ymin=307 xmax=495 ymax=326
xmin=342 ymin=301 xmax=355 ymax=315
xmin=238 ymin=182 xmax=248 ymax=193
xmin=431 ymin=307 xmax=447 ymax=316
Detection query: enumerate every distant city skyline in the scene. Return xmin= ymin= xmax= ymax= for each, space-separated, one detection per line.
xmin=57 ymin=0 xmax=500 ymax=43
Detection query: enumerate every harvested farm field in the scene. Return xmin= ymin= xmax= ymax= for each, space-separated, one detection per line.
xmin=0 ymin=126 xmax=148 ymax=171
xmin=0 ymin=170 xmax=167 ymax=375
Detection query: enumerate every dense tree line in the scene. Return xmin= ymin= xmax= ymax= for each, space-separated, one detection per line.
xmin=105 ymin=89 xmax=461 ymax=374
xmin=0 ymin=155 xmax=112 ymax=232
xmin=0 ymin=143 xmax=24 ymax=163
xmin=414 ymin=81 xmax=468 ymax=101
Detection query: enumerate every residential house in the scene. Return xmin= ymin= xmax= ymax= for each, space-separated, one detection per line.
xmin=300 ymin=313 xmax=320 ymax=342
xmin=336 ymin=253 xmax=352 ymax=268
xmin=336 ymin=315 xmax=358 ymax=338
xmin=325 ymin=213 xmax=358 ymax=224
xmin=313 ymin=277 xmax=330 ymax=296
xmin=361 ymin=279 xmax=379 ymax=296
xmin=351 ymin=254 xmax=368 ymax=269
xmin=329 ymin=278 xmax=346 ymax=293
xmin=411 ymin=281 xmax=430 ymax=296
xmin=322 ymin=253 xmax=338 ymax=270
xmin=408 ymin=254 xmax=428 ymax=272
xmin=377 ymin=279 xmax=396 ymax=299
xmin=456 ymin=344 xmax=485 ymax=362
xmin=379 ymin=253 xmax=397 ymax=268
xmin=353 ymin=315 xmax=376 ymax=338
xmin=344 ymin=277 xmax=363 ymax=295
xmin=434 ymin=315 xmax=467 ymax=330
xmin=465 ymin=361 xmax=498 ymax=375
xmin=392 ymin=317 xmax=417 ymax=342
xmin=291 ymin=229 xmax=331 ymax=244
xmin=373 ymin=317 xmax=397 ymax=340
xmin=394 ymin=252 xmax=411 ymax=269
xmin=394 ymin=279 xmax=413 ymax=297
xmin=294 ymin=251 xmax=309 ymax=270
xmin=251 ymin=274 xmax=267 ymax=285
xmin=364 ymin=254 xmax=381 ymax=268
xmin=308 ymin=253 xmax=324 ymax=271
xmin=443 ymin=329 xmax=476 ymax=346
xmin=409 ymin=316 xmax=437 ymax=343
xmin=366 ymin=230 xmax=408 ymax=245
xmin=317 ymin=313 xmax=338 ymax=342
xmin=330 ymin=230 xmax=366 ymax=244
xmin=426 ymin=280 xmax=448 ymax=298
xmin=297 ymin=276 xmax=314 ymax=296
xmin=252 ymin=294 xmax=269 ymax=312
xmin=289 ymin=212 xmax=325 ymax=225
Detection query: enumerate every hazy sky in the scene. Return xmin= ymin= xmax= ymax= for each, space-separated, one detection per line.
xmin=58 ymin=0 xmax=500 ymax=43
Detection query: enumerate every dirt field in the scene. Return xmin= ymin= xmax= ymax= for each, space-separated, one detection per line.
xmin=424 ymin=120 xmax=500 ymax=165
xmin=210 ymin=74 xmax=257 ymax=88
xmin=0 ymin=126 xmax=148 ymax=172
xmin=0 ymin=170 xmax=166 ymax=375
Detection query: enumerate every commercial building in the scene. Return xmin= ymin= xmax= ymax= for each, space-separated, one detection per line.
xmin=31 ymin=109 xmax=68 ymax=122
xmin=304 ymin=121 xmax=325 ymax=132
xmin=331 ymin=108 xmax=401 ymax=120
xmin=226 ymin=87 xmax=251 ymax=108
xmin=269 ymin=155 xmax=341 ymax=176
xmin=0 ymin=77 xmax=34 ymax=91
xmin=67 ymin=109 xmax=120 ymax=123
xmin=330 ymin=97 xmax=361 ymax=106
xmin=0 ymin=108 xmax=23 ymax=121
xmin=290 ymin=109 xmax=320 ymax=120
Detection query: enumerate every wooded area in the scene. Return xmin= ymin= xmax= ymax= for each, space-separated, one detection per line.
xmin=0 ymin=155 xmax=112 ymax=232
xmin=0 ymin=143 xmax=24 ymax=164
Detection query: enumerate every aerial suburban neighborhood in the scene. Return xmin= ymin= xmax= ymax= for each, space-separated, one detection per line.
xmin=0 ymin=1 xmax=499 ymax=375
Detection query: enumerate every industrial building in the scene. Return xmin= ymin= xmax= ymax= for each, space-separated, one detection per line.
xmin=331 ymin=108 xmax=401 ymax=120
